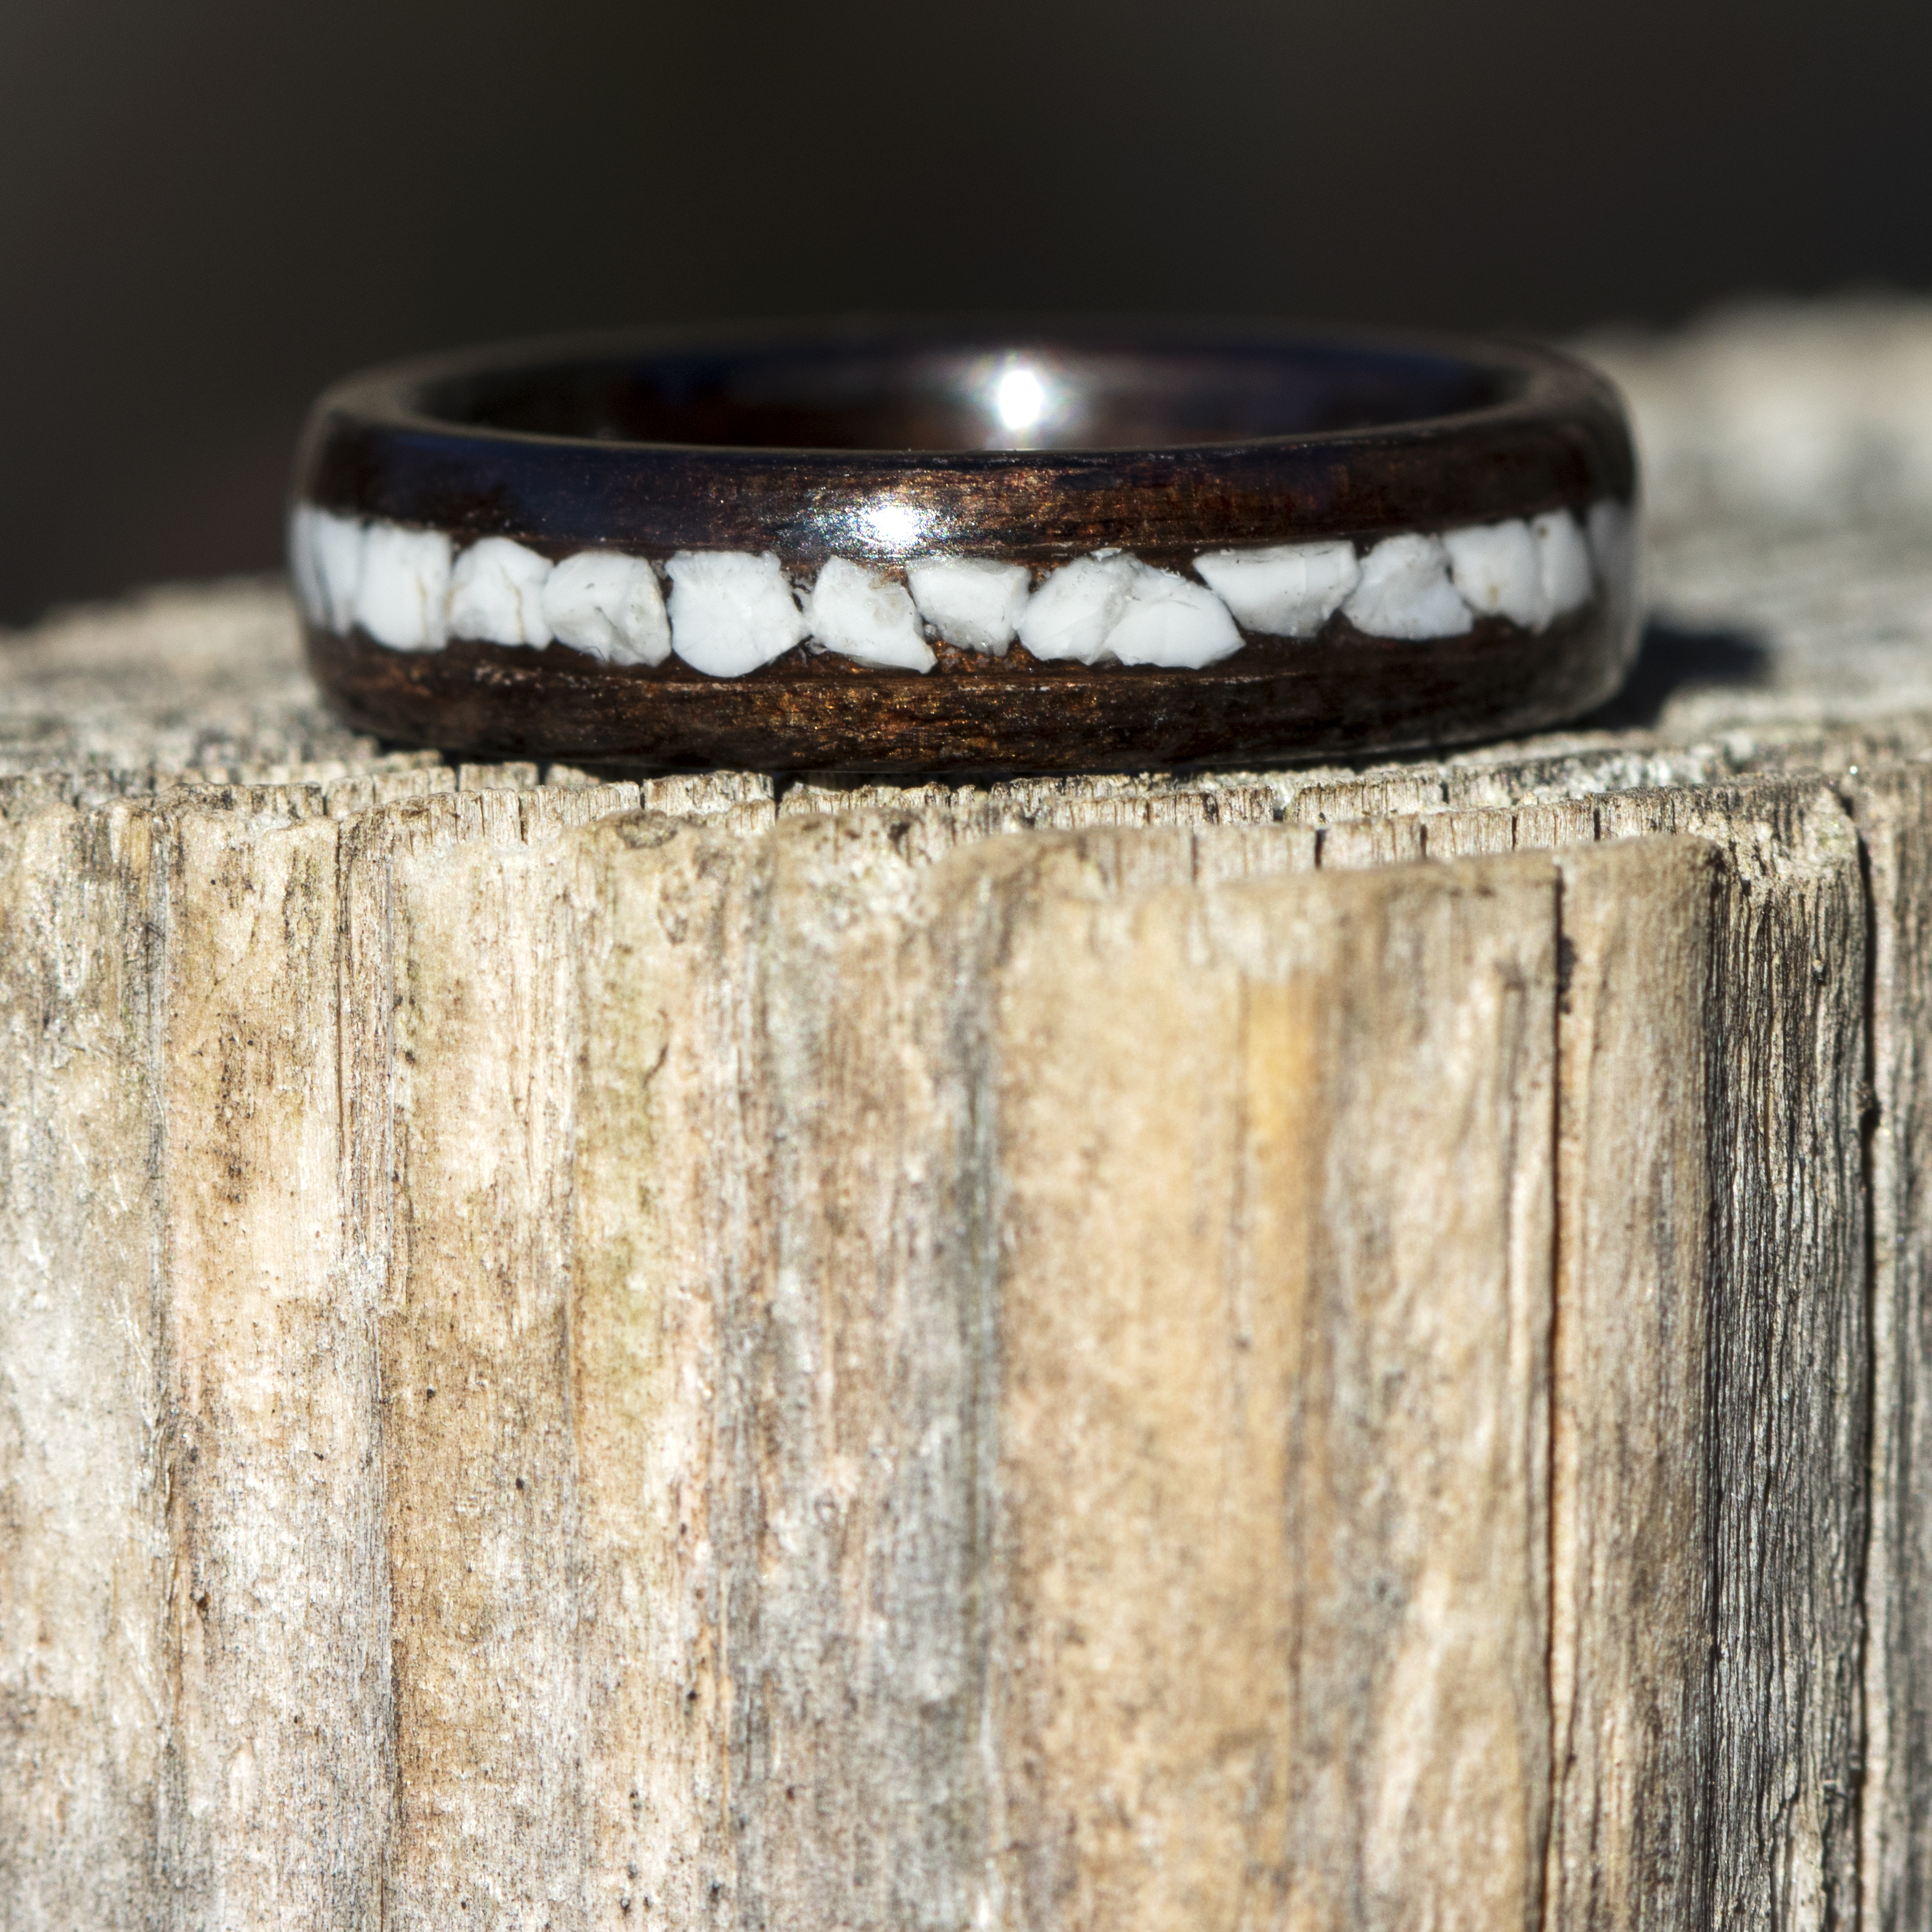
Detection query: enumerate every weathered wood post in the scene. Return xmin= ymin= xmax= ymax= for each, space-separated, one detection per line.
xmin=6 ymin=301 xmax=1932 ymax=1928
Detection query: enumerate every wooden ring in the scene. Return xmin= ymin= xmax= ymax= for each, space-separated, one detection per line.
xmin=290 ymin=321 xmax=1640 ymax=773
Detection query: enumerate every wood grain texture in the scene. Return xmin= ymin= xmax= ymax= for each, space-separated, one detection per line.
xmin=989 ymin=858 xmax=1556 ymax=1931
xmin=9 ymin=298 xmax=1932 ymax=1925
xmin=0 ymin=755 xmax=1883 ymax=1928
xmin=1544 ymin=838 xmax=1720 ymax=1932
xmin=0 ymin=801 xmax=168 ymax=1926
xmin=1852 ymin=767 xmax=1932 ymax=1932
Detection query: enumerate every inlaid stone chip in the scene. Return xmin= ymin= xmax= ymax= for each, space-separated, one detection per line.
xmin=1444 ymin=520 xmax=1546 ymax=628
xmin=448 ymin=536 xmax=554 ymax=648
xmin=1344 ymin=532 xmax=1474 ymax=639
xmin=1105 ymin=561 xmax=1242 ymax=667
xmin=1193 ymin=539 xmax=1360 ymax=636
xmin=1017 ymin=553 xmax=1137 ymax=663
xmin=665 ymin=550 xmax=809 ymax=678
xmin=905 ymin=555 xmax=1031 ymax=655
xmin=542 ymin=553 xmax=671 ymax=665
xmin=288 ymin=505 xmax=365 ymax=634
xmin=1019 ymin=554 xmax=1241 ymax=667
xmin=1534 ymin=510 xmax=1594 ymax=618
xmin=353 ymin=523 xmax=452 ymax=652
xmin=806 ymin=558 xmax=936 ymax=672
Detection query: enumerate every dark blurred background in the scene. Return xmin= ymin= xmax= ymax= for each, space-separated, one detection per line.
xmin=3 ymin=0 xmax=1928 ymax=625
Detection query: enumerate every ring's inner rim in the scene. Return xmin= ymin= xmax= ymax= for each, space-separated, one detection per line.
xmin=410 ymin=339 xmax=1519 ymax=455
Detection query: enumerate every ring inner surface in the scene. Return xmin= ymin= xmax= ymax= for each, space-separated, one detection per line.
xmin=413 ymin=340 xmax=1512 ymax=453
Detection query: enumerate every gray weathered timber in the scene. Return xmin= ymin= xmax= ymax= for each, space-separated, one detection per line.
xmin=1543 ymin=839 xmax=1721 ymax=1931
xmin=1853 ymin=766 xmax=1932 ymax=1932
xmin=0 ymin=723 xmax=1892 ymax=1930
xmin=7 ymin=303 xmax=1932 ymax=1926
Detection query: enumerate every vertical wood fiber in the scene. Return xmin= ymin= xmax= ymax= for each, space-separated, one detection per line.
xmin=1544 ymin=839 xmax=1720 ymax=1931
xmin=0 ymin=766 xmax=1896 ymax=1929
xmin=0 ymin=804 xmax=168 ymax=1926
xmin=1600 ymin=790 xmax=1869 ymax=1929
xmin=156 ymin=804 xmax=388 ymax=1927
xmin=989 ymin=859 xmax=1558 ymax=1931
xmin=1853 ymin=767 xmax=1932 ymax=1932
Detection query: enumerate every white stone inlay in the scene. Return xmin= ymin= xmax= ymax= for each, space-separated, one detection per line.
xmin=1533 ymin=510 xmax=1594 ymax=620
xmin=294 ymin=496 xmax=1625 ymax=670
xmin=805 ymin=558 xmax=935 ymax=673
xmin=1018 ymin=554 xmax=1242 ymax=668
xmin=906 ymin=556 xmax=1031 ymax=655
xmin=1444 ymin=520 xmax=1546 ymax=628
xmin=542 ymin=552 xmax=670 ymax=665
xmin=1193 ymin=540 xmax=1360 ymax=638
xmin=1106 ymin=563 xmax=1243 ymax=668
xmin=290 ymin=506 xmax=366 ymax=635
xmin=448 ymin=536 xmax=553 ymax=648
xmin=355 ymin=523 xmax=452 ymax=653
xmin=1016 ymin=554 xmax=1135 ymax=663
xmin=1343 ymin=533 xmax=1474 ymax=640
xmin=665 ymin=550 xmax=808 ymax=678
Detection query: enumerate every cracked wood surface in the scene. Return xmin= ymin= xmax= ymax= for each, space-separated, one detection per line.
xmin=5 ymin=309 xmax=1932 ymax=1928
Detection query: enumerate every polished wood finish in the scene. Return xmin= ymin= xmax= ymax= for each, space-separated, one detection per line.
xmin=294 ymin=322 xmax=1638 ymax=771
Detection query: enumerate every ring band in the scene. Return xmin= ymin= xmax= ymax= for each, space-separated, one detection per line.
xmin=290 ymin=323 xmax=1639 ymax=773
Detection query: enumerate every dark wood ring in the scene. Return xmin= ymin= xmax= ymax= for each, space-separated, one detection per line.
xmin=290 ymin=319 xmax=1640 ymax=773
